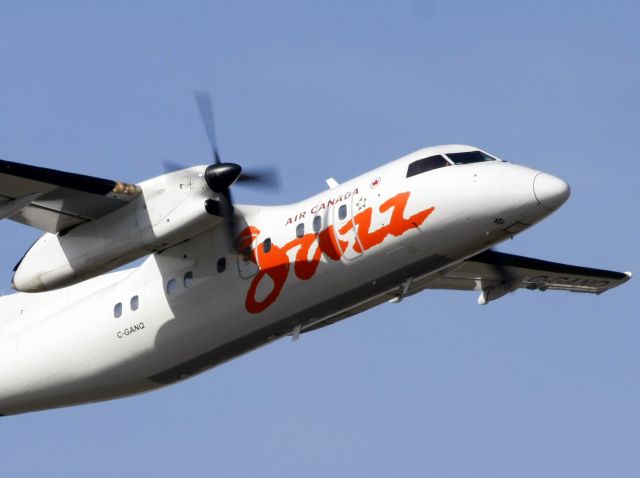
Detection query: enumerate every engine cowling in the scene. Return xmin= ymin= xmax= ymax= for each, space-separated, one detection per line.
xmin=12 ymin=167 xmax=219 ymax=292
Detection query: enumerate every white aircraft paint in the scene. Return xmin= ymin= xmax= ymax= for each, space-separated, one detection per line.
xmin=0 ymin=144 xmax=628 ymax=416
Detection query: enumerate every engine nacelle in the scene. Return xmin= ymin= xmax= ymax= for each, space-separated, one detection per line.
xmin=12 ymin=167 xmax=220 ymax=292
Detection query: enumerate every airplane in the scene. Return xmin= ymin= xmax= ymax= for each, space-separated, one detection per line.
xmin=0 ymin=94 xmax=632 ymax=416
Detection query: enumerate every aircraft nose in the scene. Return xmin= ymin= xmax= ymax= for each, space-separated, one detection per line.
xmin=533 ymin=172 xmax=571 ymax=210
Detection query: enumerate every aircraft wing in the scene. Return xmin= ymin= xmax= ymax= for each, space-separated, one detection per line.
xmin=299 ymin=250 xmax=631 ymax=336
xmin=0 ymin=158 xmax=140 ymax=233
xmin=425 ymin=249 xmax=632 ymax=303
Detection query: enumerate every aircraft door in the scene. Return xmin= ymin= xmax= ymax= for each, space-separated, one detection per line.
xmin=331 ymin=193 xmax=364 ymax=261
xmin=236 ymin=228 xmax=259 ymax=280
xmin=237 ymin=251 xmax=259 ymax=279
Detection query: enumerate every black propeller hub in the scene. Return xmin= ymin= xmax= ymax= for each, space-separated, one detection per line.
xmin=204 ymin=163 xmax=243 ymax=192
xmin=191 ymin=91 xmax=279 ymax=250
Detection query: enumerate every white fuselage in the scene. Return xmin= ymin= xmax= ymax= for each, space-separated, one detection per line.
xmin=0 ymin=146 xmax=566 ymax=415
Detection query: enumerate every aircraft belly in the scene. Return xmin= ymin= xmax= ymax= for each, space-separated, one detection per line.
xmin=148 ymin=249 xmax=456 ymax=385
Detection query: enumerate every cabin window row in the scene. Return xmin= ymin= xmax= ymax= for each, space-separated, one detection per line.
xmin=114 ymin=295 xmax=139 ymax=318
xmin=165 ymin=258 xmax=227 ymax=296
xmin=261 ymin=206 xmax=348 ymax=252
xmin=167 ymin=271 xmax=194 ymax=295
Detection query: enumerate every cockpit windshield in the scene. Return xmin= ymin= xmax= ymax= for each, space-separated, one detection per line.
xmin=406 ymin=155 xmax=450 ymax=178
xmin=446 ymin=151 xmax=497 ymax=164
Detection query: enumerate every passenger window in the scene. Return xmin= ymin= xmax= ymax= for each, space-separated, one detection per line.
xmin=130 ymin=295 xmax=139 ymax=311
xmin=446 ymin=151 xmax=496 ymax=164
xmin=263 ymin=238 xmax=272 ymax=253
xmin=114 ymin=302 xmax=123 ymax=318
xmin=184 ymin=271 xmax=194 ymax=288
xmin=406 ymin=155 xmax=450 ymax=178
xmin=217 ymin=257 xmax=226 ymax=273
xmin=313 ymin=215 xmax=322 ymax=233
xmin=167 ymin=278 xmax=177 ymax=295
xmin=338 ymin=204 xmax=347 ymax=220
xmin=296 ymin=223 xmax=305 ymax=238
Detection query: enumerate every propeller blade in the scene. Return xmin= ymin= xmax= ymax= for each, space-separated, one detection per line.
xmin=219 ymin=188 xmax=238 ymax=249
xmin=194 ymin=91 xmax=221 ymax=164
xmin=236 ymin=167 xmax=281 ymax=190
xmin=192 ymin=93 xmax=280 ymax=250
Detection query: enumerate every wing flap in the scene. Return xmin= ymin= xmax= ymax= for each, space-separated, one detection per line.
xmin=425 ymin=250 xmax=631 ymax=298
xmin=0 ymin=158 xmax=140 ymax=233
xmin=0 ymin=193 xmax=42 ymax=220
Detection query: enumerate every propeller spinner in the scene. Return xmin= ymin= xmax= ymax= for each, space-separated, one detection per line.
xmin=193 ymin=91 xmax=279 ymax=249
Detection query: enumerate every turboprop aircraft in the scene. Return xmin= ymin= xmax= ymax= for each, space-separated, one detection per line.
xmin=0 ymin=94 xmax=632 ymax=416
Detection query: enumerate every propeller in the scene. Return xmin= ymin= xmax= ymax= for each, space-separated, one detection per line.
xmin=194 ymin=91 xmax=222 ymax=165
xmin=191 ymin=91 xmax=280 ymax=250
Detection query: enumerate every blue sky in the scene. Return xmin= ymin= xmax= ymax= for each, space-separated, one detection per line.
xmin=1 ymin=1 xmax=638 ymax=477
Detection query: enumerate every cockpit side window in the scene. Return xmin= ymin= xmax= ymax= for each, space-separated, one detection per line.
xmin=446 ymin=151 xmax=497 ymax=164
xmin=406 ymin=155 xmax=450 ymax=178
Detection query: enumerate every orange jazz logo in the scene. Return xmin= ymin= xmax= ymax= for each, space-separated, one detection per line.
xmin=238 ymin=191 xmax=435 ymax=314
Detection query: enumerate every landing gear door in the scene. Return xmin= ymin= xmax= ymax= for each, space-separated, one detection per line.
xmin=331 ymin=194 xmax=363 ymax=261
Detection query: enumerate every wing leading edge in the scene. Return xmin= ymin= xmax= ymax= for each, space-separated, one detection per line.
xmin=426 ymin=249 xmax=632 ymax=304
xmin=0 ymin=158 xmax=139 ymax=233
